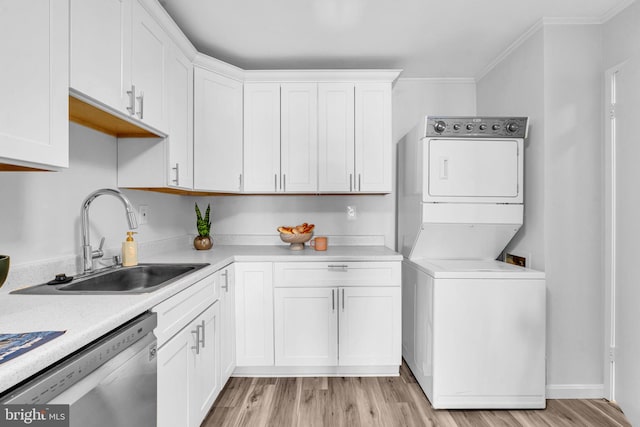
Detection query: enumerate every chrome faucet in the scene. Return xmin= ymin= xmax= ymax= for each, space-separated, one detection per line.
xmin=81 ymin=188 xmax=138 ymax=273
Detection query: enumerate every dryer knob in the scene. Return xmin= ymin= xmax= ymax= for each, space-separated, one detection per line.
xmin=466 ymin=123 xmax=474 ymax=131
xmin=492 ymin=124 xmax=501 ymax=131
xmin=506 ymin=122 xmax=519 ymax=133
xmin=479 ymin=124 xmax=487 ymax=131
xmin=453 ymin=123 xmax=461 ymax=131
xmin=434 ymin=121 xmax=446 ymax=133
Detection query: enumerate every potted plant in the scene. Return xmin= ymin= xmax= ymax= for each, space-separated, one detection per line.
xmin=194 ymin=203 xmax=213 ymax=250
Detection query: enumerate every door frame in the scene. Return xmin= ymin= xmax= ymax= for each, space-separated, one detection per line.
xmin=603 ymin=61 xmax=627 ymax=402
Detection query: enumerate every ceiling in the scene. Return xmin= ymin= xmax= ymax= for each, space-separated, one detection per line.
xmin=159 ymin=0 xmax=631 ymax=78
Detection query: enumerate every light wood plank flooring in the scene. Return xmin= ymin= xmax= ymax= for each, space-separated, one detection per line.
xmin=203 ymin=363 xmax=631 ymax=427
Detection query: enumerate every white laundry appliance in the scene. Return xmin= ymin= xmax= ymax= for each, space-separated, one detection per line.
xmin=397 ymin=116 xmax=546 ymax=409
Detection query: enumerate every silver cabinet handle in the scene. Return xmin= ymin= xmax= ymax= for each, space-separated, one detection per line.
xmin=172 ymin=163 xmax=179 ymax=186
xmin=358 ymin=174 xmax=361 ymax=192
xmin=199 ymin=320 xmax=205 ymax=348
xmin=328 ymin=264 xmax=348 ymax=270
xmin=191 ymin=327 xmax=200 ymax=354
xmin=342 ymin=288 xmax=345 ymax=311
xmin=136 ymin=93 xmax=144 ymax=119
xmin=349 ymin=173 xmax=353 ymax=192
xmin=332 ymin=289 xmax=335 ymax=311
xmin=221 ymin=270 xmax=229 ymax=292
xmin=126 ymin=84 xmax=136 ymax=115
xmin=239 ymin=174 xmax=242 ymax=191
xmin=283 ymin=174 xmax=286 ymax=192
xmin=274 ymin=174 xmax=278 ymax=192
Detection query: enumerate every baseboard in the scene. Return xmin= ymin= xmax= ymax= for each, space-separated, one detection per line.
xmin=546 ymin=383 xmax=604 ymax=399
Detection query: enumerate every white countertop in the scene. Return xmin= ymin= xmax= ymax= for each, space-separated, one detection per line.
xmin=0 ymin=245 xmax=401 ymax=393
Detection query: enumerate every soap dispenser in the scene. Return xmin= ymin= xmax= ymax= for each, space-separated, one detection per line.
xmin=122 ymin=231 xmax=138 ymax=267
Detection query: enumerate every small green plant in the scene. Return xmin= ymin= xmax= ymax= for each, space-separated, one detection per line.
xmin=195 ymin=203 xmax=211 ymax=237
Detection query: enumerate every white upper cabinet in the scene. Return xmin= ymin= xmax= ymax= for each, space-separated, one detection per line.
xmin=70 ymin=0 xmax=131 ymax=115
xmin=318 ymin=82 xmax=393 ymax=193
xmin=318 ymin=83 xmax=355 ymax=192
xmin=130 ymin=0 xmax=167 ymax=132
xmin=194 ymin=67 xmax=243 ymax=192
xmin=0 ymin=1 xmax=69 ymax=170
xmin=280 ymin=83 xmax=318 ymax=192
xmin=355 ymin=83 xmax=392 ymax=193
xmin=69 ymin=0 xmax=167 ymax=134
xmin=243 ymin=83 xmax=282 ymax=192
xmin=165 ymin=42 xmax=194 ymax=189
xmin=117 ymin=40 xmax=192 ymax=191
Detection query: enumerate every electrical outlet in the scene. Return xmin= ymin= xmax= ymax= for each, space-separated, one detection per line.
xmin=139 ymin=205 xmax=149 ymax=225
xmin=347 ymin=205 xmax=357 ymax=220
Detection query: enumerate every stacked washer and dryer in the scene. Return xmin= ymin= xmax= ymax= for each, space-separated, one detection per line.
xmin=398 ymin=116 xmax=546 ymax=409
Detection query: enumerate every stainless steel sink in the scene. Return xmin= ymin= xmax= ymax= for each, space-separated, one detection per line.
xmin=11 ymin=263 xmax=209 ymax=295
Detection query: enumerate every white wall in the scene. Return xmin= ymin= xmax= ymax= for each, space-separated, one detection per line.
xmin=477 ymin=29 xmax=546 ymax=271
xmin=477 ymin=23 xmax=605 ymax=397
xmin=204 ymin=79 xmax=476 ymax=249
xmin=0 ymin=123 xmax=193 ymax=274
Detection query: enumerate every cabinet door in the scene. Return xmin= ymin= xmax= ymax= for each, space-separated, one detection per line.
xmin=318 ymin=83 xmax=355 ymax=192
xmin=235 ymin=262 xmax=274 ymax=366
xmin=131 ymin=0 xmax=166 ymax=132
xmin=190 ymin=302 xmax=221 ymax=427
xmin=354 ymin=83 xmax=392 ymax=193
xmin=157 ymin=327 xmax=189 ymax=427
xmin=220 ymin=266 xmax=236 ymax=384
xmin=280 ymin=83 xmax=318 ymax=192
xmin=165 ymin=43 xmax=193 ymax=189
xmin=274 ymin=287 xmax=338 ymax=366
xmin=70 ymin=0 xmax=131 ymax=115
xmin=0 ymin=1 xmax=68 ymax=170
xmin=194 ymin=68 xmax=243 ymax=192
xmin=243 ymin=83 xmax=281 ymax=192
xmin=338 ymin=286 xmax=401 ymax=366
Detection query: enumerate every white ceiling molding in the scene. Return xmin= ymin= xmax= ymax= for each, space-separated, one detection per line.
xmin=475 ymin=20 xmax=545 ymax=82
xmin=193 ymin=53 xmax=245 ymax=82
xmin=600 ymin=0 xmax=636 ymax=22
xmin=474 ymin=3 xmax=635 ymax=83
xmin=243 ymin=69 xmax=402 ymax=83
xmin=398 ymin=77 xmax=476 ymax=85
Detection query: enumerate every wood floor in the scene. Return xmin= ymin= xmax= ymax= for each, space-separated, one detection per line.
xmin=203 ymin=363 xmax=631 ymax=427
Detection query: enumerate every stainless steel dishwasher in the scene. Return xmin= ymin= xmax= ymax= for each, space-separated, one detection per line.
xmin=0 ymin=312 xmax=157 ymax=427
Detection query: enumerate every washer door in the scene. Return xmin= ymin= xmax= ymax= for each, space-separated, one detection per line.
xmin=423 ymin=138 xmax=523 ymax=203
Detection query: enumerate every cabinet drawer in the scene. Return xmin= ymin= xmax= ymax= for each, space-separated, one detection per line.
xmin=273 ymin=261 xmax=400 ymax=288
xmin=154 ymin=274 xmax=218 ymax=346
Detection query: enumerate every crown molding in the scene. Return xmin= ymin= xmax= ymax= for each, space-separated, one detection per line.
xmin=600 ymin=0 xmax=636 ymax=23
xmin=192 ymin=54 xmax=246 ymax=81
xmin=243 ymin=69 xmax=403 ymax=83
xmin=476 ymin=0 xmax=637 ymax=81
xmin=397 ymin=77 xmax=476 ymax=84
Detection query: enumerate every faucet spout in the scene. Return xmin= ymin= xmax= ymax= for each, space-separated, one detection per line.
xmin=81 ymin=188 xmax=138 ymax=273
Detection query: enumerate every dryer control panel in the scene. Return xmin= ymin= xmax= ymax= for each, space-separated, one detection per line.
xmin=425 ymin=116 xmax=528 ymax=138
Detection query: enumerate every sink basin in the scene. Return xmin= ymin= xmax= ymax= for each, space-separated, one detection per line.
xmin=11 ymin=263 xmax=209 ymax=295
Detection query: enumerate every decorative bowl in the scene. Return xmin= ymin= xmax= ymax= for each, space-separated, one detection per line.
xmin=0 ymin=255 xmax=9 ymax=288
xmin=279 ymin=232 xmax=313 ymax=251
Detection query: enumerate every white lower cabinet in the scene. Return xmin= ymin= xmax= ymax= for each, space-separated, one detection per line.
xmin=338 ymin=286 xmax=401 ymax=365
xmin=274 ymin=286 xmax=400 ymax=367
xmin=274 ymin=287 xmax=338 ymax=366
xmin=272 ymin=261 xmax=402 ymax=371
xmin=219 ymin=265 xmax=236 ymax=384
xmin=158 ymin=302 xmax=220 ymax=427
xmin=191 ymin=302 xmax=221 ymax=426
xmin=234 ymin=262 xmax=274 ymax=366
xmin=155 ymin=271 xmax=226 ymax=427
